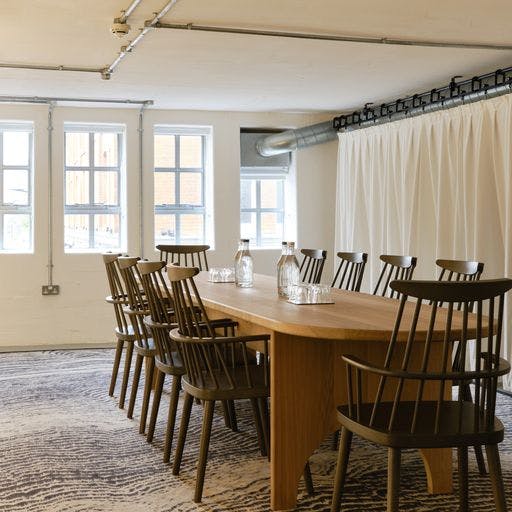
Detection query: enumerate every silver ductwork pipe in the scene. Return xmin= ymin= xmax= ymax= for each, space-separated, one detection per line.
xmin=256 ymin=121 xmax=337 ymax=156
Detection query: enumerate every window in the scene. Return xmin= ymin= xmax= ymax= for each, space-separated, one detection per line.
xmin=154 ymin=126 xmax=211 ymax=245
xmin=241 ymin=175 xmax=285 ymax=248
xmin=240 ymin=130 xmax=293 ymax=248
xmin=64 ymin=124 xmax=125 ymax=252
xmin=0 ymin=123 xmax=33 ymax=252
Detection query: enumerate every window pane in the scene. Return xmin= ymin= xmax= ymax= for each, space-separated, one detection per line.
xmin=64 ymin=214 xmax=89 ymax=250
xmin=66 ymin=171 xmax=89 ymax=205
xmin=4 ymin=169 xmax=29 ymax=205
xmin=180 ymin=214 xmax=204 ymax=242
xmin=179 ymin=136 xmax=202 ymax=168
xmin=66 ymin=133 xmax=89 ymax=167
xmin=240 ymin=211 xmax=257 ymax=242
xmin=94 ymin=132 xmax=118 ymax=167
xmin=3 ymin=132 xmax=30 ymax=166
xmin=94 ymin=214 xmax=120 ymax=249
xmin=260 ymin=212 xmax=283 ymax=247
xmin=241 ymin=179 xmax=256 ymax=209
xmin=154 ymin=172 xmax=175 ymax=205
xmin=94 ymin=171 xmax=118 ymax=205
xmin=261 ymin=179 xmax=283 ymax=209
xmin=154 ymin=135 xmax=176 ymax=168
xmin=155 ymin=214 xmax=176 ymax=244
xmin=3 ymin=214 xmax=30 ymax=250
xmin=180 ymin=172 xmax=202 ymax=206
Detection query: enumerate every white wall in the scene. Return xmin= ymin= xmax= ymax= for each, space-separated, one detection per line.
xmin=0 ymin=105 xmax=337 ymax=349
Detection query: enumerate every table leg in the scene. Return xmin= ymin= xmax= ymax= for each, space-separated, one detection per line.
xmin=270 ymin=333 xmax=336 ymax=511
xmin=420 ymin=448 xmax=453 ymax=494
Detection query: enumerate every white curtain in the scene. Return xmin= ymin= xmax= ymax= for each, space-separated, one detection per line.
xmin=336 ymin=93 xmax=512 ymax=390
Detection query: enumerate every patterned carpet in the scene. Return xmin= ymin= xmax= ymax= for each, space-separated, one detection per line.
xmin=0 ymin=349 xmax=510 ymax=512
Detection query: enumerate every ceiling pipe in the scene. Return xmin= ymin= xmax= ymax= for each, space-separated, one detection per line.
xmin=117 ymin=0 xmax=143 ymax=24
xmin=104 ymin=0 xmax=180 ymax=79
xmin=0 ymin=62 xmax=102 ymax=74
xmin=256 ymin=121 xmax=337 ymax=157
xmin=154 ymin=22 xmax=512 ymax=51
xmin=0 ymin=95 xmax=153 ymax=106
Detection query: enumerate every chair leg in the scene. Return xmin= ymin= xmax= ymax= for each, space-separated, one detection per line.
xmin=227 ymin=400 xmax=238 ymax=432
xmin=146 ymin=369 xmax=165 ymax=443
xmin=221 ymin=400 xmax=233 ymax=430
xmin=173 ymin=392 xmax=193 ymax=476
xmin=257 ymin=397 xmax=270 ymax=459
xmin=331 ymin=429 xmax=340 ymax=451
xmin=139 ymin=356 xmax=154 ymax=434
xmin=387 ymin=448 xmax=401 ymax=512
xmin=163 ymin=375 xmax=181 ymax=463
xmin=486 ymin=444 xmax=508 ymax=512
xmin=109 ymin=339 xmax=124 ymax=396
xmin=119 ymin=341 xmax=133 ymax=409
xmin=303 ymin=461 xmax=315 ymax=496
xmin=250 ymin=398 xmax=267 ymax=457
xmin=194 ymin=400 xmax=215 ymax=503
xmin=457 ymin=446 xmax=469 ymax=512
xmin=330 ymin=428 xmax=353 ymax=512
xmin=461 ymin=384 xmax=487 ymax=475
xmin=127 ymin=353 xmax=143 ymax=419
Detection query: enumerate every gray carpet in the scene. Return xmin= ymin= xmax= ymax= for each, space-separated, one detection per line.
xmin=0 ymin=349 xmax=510 ymax=511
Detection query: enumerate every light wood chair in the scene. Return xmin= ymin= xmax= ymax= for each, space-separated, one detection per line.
xmin=331 ymin=278 xmax=512 ymax=512
xmin=331 ymin=251 xmax=368 ymax=291
xmin=299 ymin=248 xmax=327 ymax=284
xmin=167 ymin=266 xmax=314 ymax=501
xmin=138 ymin=260 xmax=239 ymax=462
xmin=168 ymin=265 xmax=272 ymax=502
xmin=156 ymin=244 xmax=210 ymax=270
xmin=436 ymin=258 xmax=486 ymax=474
xmin=102 ymin=253 xmax=136 ymax=409
xmin=117 ymin=256 xmax=156 ymax=435
xmin=373 ymin=254 xmax=417 ymax=298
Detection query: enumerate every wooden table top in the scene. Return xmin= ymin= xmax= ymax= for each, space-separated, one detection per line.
xmin=193 ymin=272 xmax=474 ymax=342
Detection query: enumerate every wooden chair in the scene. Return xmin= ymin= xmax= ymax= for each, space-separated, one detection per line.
xmin=331 ymin=278 xmax=512 ymax=512
xmin=299 ymin=248 xmax=327 ymax=284
xmin=117 ymin=256 xmax=156 ymax=435
xmin=168 ymin=265 xmax=272 ymax=502
xmin=331 ymin=252 xmax=368 ymax=291
xmin=373 ymin=254 xmax=417 ymax=298
xmin=436 ymin=258 xmax=486 ymax=474
xmin=102 ymin=253 xmax=136 ymax=409
xmin=156 ymin=244 xmax=210 ymax=270
xmin=138 ymin=260 xmax=239 ymax=462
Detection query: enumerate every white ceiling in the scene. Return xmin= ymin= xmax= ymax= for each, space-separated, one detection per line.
xmin=0 ymin=0 xmax=511 ymax=112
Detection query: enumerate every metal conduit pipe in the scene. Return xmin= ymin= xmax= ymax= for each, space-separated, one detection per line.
xmin=105 ymin=0 xmax=180 ymax=78
xmin=0 ymin=95 xmax=152 ymax=106
xmin=344 ymin=82 xmax=512 ymax=132
xmin=117 ymin=0 xmax=144 ymax=24
xmin=256 ymin=121 xmax=337 ymax=157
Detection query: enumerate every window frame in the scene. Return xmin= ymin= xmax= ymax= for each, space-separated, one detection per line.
xmin=153 ymin=126 xmax=211 ymax=245
xmin=240 ymin=173 xmax=286 ymax=248
xmin=0 ymin=122 xmax=34 ymax=253
xmin=63 ymin=123 xmax=125 ymax=252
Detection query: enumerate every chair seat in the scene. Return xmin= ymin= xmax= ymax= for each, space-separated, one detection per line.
xmin=182 ymin=364 xmax=269 ymax=401
xmin=134 ymin=337 xmax=157 ymax=356
xmin=337 ymin=400 xmax=504 ymax=449
xmin=155 ymin=351 xmax=185 ymax=376
xmin=115 ymin=325 xmax=136 ymax=341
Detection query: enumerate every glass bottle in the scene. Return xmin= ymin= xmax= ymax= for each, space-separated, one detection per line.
xmin=234 ymin=239 xmax=254 ymax=288
xmin=277 ymin=241 xmax=300 ymax=297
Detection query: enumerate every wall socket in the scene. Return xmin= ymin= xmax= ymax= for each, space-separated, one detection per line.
xmin=42 ymin=285 xmax=60 ymax=295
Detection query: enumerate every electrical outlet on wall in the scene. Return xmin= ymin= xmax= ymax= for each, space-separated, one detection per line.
xmin=42 ymin=285 xmax=60 ymax=295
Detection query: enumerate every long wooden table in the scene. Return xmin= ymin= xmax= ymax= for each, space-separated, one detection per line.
xmin=193 ymin=272 xmax=469 ymax=511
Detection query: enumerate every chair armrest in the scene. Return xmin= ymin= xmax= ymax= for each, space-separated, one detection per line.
xmin=341 ymin=354 xmax=510 ymax=381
